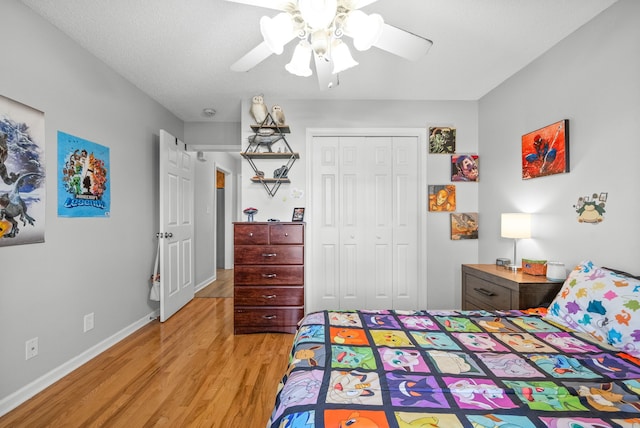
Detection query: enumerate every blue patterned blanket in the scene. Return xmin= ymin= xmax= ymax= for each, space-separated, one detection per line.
xmin=268 ymin=309 xmax=640 ymax=428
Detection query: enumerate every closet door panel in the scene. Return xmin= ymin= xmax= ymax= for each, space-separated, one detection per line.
xmin=392 ymin=136 xmax=419 ymax=309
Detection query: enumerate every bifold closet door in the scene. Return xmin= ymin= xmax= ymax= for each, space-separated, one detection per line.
xmin=309 ymin=134 xmax=419 ymax=311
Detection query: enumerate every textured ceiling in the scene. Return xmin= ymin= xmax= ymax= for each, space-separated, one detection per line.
xmin=19 ymin=0 xmax=618 ymax=122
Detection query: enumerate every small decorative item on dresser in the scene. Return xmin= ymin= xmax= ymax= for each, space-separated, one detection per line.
xmin=292 ymin=207 xmax=305 ymax=222
xmin=522 ymin=259 xmax=547 ymax=276
xmin=496 ymin=258 xmax=511 ymax=267
xmin=546 ymin=261 xmax=567 ymax=282
xmin=243 ymin=207 xmax=258 ymax=222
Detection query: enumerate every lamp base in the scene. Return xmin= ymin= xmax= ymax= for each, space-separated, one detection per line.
xmin=506 ymin=264 xmax=521 ymax=272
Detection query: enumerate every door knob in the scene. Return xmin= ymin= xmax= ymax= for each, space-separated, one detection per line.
xmin=164 ymin=232 xmax=173 ymax=238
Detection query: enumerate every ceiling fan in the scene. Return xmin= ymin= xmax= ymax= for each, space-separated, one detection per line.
xmin=225 ymin=0 xmax=433 ymax=90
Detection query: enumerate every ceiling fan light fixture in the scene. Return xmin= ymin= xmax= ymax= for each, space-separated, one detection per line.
xmin=298 ymin=0 xmax=338 ymax=30
xmin=344 ymin=11 xmax=384 ymax=51
xmin=286 ymin=41 xmax=313 ymax=77
xmin=260 ymin=13 xmax=294 ymax=55
xmin=310 ymin=29 xmax=331 ymax=58
xmin=331 ymin=39 xmax=358 ymax=74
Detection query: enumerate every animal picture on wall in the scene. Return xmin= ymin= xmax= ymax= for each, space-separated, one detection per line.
xmin=429 ymin=185 xmax=456 ymax=212
xmin=573 ymin=192 xmax=607 ymax=224
xmin=428 ymin=126 xmax=456 ymax=154
xmin=57 ymin=131 xmax=110 ymax=218
xmin=0 ymin=94 xmax=46 ymax=247
xmin=451 ymin=212 xmax=478 ymax=240
xmin=522 ymin=119 xmax=569 ymax=180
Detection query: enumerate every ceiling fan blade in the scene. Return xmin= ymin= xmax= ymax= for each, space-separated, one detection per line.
xmin=373 ymin=23 xmax=433 ymax=61
xmin=231 ymin=41 xmax=274 ymax=72
xmin=314 ymin=53 xmax=339 ymax=91
xmin=223 ymin=0 xmax=291 ymax=11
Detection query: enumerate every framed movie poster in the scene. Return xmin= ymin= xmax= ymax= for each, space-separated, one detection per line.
xmin=57 ymin=131 xmax=110 ymax=217
xmin=451 ymin=154 xmax=479 ymax=182
xmin=428 ymin=184 xmax=456 ymax=212
xmin=0 ymin=94 xmax=46 ymax=247
xmin=428 ymin=126 xmax=456 ymax=154
xmin=450 ymin=212 xmax=478 ymax=240
xmin=522 ymin=119 xmax=569 ymax=180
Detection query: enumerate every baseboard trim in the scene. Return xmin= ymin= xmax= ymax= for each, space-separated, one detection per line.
xmin=194 ymin=274 xmax=216 ymax=293
xmin=0 ymin=309 xmax=160 ymax=417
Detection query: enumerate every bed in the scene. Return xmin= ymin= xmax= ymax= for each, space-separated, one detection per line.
xmin=267 ymin=261 xmax=640 ymax=427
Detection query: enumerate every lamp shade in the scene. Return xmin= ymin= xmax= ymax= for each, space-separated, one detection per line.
xmin=331 ymin=40 xmax=358 ymax=74
xmin=501 ymin=213 xmax=531 ymax=239
xmin=260 ymin=13 xmax=294 ymax=55
xmin=344 ymin=10 xmax=384 ymax=51
xmin=285 ymin=41 xmax=313 ymax=77
xmin=298 ymin=0 xmax=338 ymax=30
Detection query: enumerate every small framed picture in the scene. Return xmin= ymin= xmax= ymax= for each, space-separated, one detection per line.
xmin=292 ymin=207 xmax=305 ymax=222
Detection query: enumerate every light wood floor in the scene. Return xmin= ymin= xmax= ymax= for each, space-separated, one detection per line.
xmin=0 ymin=297 xmax=294 ymax=428
xmin=195 ymin=269 xmax=234 ymax=298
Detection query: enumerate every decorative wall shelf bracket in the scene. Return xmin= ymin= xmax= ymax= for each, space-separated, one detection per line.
xmin=242 ymin=113 xmax=298 ymax=197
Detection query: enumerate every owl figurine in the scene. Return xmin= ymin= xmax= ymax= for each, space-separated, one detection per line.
xmin=250 ymin=95 xmax=268 ymax=125
xmin=271 ymin=105 xmax=286 ymax=126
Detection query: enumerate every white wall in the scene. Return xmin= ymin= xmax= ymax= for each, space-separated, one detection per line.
xmin=478 ymin=0 xmax=639 ymax=274
xmin=238 ymin=100 xmax=479 ymax=309
xmin=0 ymin=0 xmax=183 ymax=411
xmin=186 ymin=122 xmax=242 ymax=285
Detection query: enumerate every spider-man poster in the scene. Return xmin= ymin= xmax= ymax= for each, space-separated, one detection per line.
xmin=57 ymin=131 xmax=110 ymax=218
xmin=522 ymin=119 xmax=569 ymax=180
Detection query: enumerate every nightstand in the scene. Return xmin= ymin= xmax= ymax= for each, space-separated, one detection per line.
xmin=462 ymin=264 xmax=563 ymax=310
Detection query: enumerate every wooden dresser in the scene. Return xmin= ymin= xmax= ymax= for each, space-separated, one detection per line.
xmin=462 ymin=264 xmax=563 ymax=311
xmin=233 ymin=222 xmax=304 ymax=334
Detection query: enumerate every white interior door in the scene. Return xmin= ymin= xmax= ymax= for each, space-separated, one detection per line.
xmin=159 ymin=129 xmax=194 ymax=322
xmin=308 ymin=132 xmax=420 ymax=312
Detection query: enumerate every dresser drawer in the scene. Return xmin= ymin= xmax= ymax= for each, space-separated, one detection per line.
xmin=234 ymin=245 xmax=303 ymax=265
xmin=234 ymin=224 xmax=269 ymax=245
xmin=465 ymin=275 xmax=511 ymax=309
xmin=234 ymin=307 xmax=305 ymax=328
xmin=269 ymin=224 xmax=304 ymax=245
xmin=234 ymin=286 xmax=304 ymax=306
xmin=234 ymin=265 xmax=304 ymax=285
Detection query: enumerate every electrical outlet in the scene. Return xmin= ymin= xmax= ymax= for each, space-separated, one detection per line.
xmin=25 ymin=337 xmax=38 ymax=360
xmin=84 ymin=312 xmax=94 ymax=332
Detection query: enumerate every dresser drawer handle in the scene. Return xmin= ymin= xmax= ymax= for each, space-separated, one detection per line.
xmin=262 ymin=273 xmax=277 ymax=278
xmin=284 ymin=233 xmax=289 ymax=237
xmin=474 ymin=287 xmax=496 ymax=297
xmin=248 ymin=232 xmax=253 ymax=237
xmin=263 ymin=314 xmax=277 ymax=320
xmin=262 ymin=253 xmax=277 ymax=257
xmin=262 ymin=294 xmax=277 ymax=299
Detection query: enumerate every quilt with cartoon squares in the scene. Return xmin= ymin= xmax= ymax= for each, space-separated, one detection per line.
xmin=267 ymin=309 xmax=640 ymax=428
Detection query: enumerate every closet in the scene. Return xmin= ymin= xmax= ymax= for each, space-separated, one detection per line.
xmin=307 ymin=134 xmax=422 ymax=312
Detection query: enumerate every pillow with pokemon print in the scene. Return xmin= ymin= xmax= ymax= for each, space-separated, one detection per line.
xmin=544 ymin=260 xmax=640 ymax=357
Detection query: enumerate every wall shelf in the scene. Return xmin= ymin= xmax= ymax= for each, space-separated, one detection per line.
xmin=242 ymin=113 xmax=297 ymax=197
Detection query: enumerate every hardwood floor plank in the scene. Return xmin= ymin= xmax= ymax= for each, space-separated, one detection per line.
xmin=0 ymin=298 xmax=294 ymax=428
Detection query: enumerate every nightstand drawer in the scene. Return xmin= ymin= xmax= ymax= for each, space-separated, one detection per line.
xmin=462 ymin=264 xmax=562 ymax=311
xmin=465 ymin=276 xmax=511 ymax=309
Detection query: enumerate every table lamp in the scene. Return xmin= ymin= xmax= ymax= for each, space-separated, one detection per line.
xmin=501 ymin=213 xmax=531 ymax=271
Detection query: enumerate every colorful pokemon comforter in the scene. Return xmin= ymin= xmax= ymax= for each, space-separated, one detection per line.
xmin=267 ymin=309 xmax=640 ymax=428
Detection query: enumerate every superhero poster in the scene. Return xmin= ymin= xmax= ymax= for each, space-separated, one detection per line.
xmin=57 ymin=131 xmax=110 ymax=218
xmin=522 ymin=119 xmax=569 ymax=180
xmin=0 ymin=94 xmax=46 ymax=247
